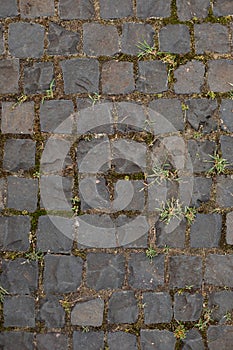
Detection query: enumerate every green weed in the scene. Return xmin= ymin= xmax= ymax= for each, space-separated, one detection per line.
xmin=137 ymin=40 xmax=156 ymax=59
xmin=207 ymin=152 xmax=230 ymax=175
xmin=42 ymin=79 xmax=55 ymax=103
xmin=0 ymin=286 xmax=9 ymax=302
xmin=146 ymin=246 xmax=157 ymax=262
xmin=88 ymin=92 xmax=101 ymax=105
xmin=174 ymin=322 xmax=187 ymax=340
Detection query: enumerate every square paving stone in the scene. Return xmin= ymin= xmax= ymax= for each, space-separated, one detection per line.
xmin=47 ymin=23 xmax=80 ymax=56
xmin=213 ymin=0 xmax=233 ymax=16
xmin=7 ymin=176 xmax=38 ymax=212
xmin=39 ymin=295 xmax=65 ymax=328
xmin=102 ymin=61 xmax=134 ymax=94
xmin=61 ymin=58 xmax=99 ymax=94
xmin=159 ymin=24 xmax=191 ymax=54
xmin=208 ymin=291 xmax=233 ymax=322
xmin=113 ymin=180 xmax=145 ymax=211
xmin=73 ymin=331 xmax=104 ymax=350
xmin=149 ymin=98 xmax=184 ymax=131
xmin=220 ymin=99 xmax=233 ymax=132
xmin=182 ymin=329 xmax=204 ymax=350
xmin=0 ymin=58 xmax=19 ymax=94
xmin=71 ymin=298 xmax=104 ymax=326
xmin=143 ymin=292 xmax=172 ymax=324
xmin=205 ymin=254 xmax=233 ymax=287
xmin=128 ymin=253 xmax=164 ymax=289
xmin=115 ymin=101 xmax=147 ymax=132
xmin=190 ymin=177 xmax=212 ymax=207
xmin=207 ymin=325 xmax=233 ymax=350
xmin=174 ymin=293 xmax=203 ymax=321
xmin=140 ymin=329 xmax=176 ymax=350
xmin=169 ymin=256 xmax=202 ymax=288
xmin=190 ymin=213 xmax=222 ymax=248
xmin=108 ymin=291 xmax=138 ymax=324
xmin=185 ymin=98 xmax=218 ymax=134
xmin=220 ymin=135 xmax=233 ymax=169
xmin=79 ymin=176 xmax=110 ymax=211
xmin=40 ymin=175 xmax=73 ymax=211
xmin=176 ymin=0 xmax=210 ymax=20
xmin=208 ymin=60 xmax=233 ymax=92
xmin=99 ymin=0 xmax=133 ymax=18
xmin=9 ymin=23 xmax=44 ymax=58
xmin=1 ymin=101 xmax=34 ymax=134
xmin=115 ymin=215 xmax=149 ymax=248
xmin=0 ymin=215 xmax=30 ymax=251
xmin=0 ymin=258 xmax=38 ymax=295
xmin=40 ymin=99 xmax=74 ymax=134
xmin=187 ymin=140 xmax=215 ymax=173
xmin=137 ymin=60 xmax=168 ymax=94
xmin=121 ymin=23 xmax=155 ymax=56
xmin=4 ymin=295 xmax=35 ymax=327
xmin=83 ymin=23 xmax=120 ymax=56
xmin=0 ymin=332 xmax=34 ymax=350
xmin=59 ymin=0 xmax=95 ymax=19
xmin=24 ymin=61 xmax=54 ymax=94
xmin=3 ymin=139 xmax=36 ymax=171
xmin=0 ymin=0 xmax=18 ymax=17
xmin=216 ymin=176 xmax=233 ymax=208
xmin=37 ymin=216 xmax=74 ymax=253
xmin=136 ymin=0 xmax=171 ymax=18
xmin=19 ymin=0 xmax=55 ymax=17
xmin=174 ymin=60 xmax=205 ymax=94
xmin=37 ymin=334 xmax=68 ymax=350
xmin=86 ymin=253 xmax=125 ymax=290
xmin=44 ymin=254 xmax=83 ymax=293
xmin=194 ymin=24 xmax=229 ymax=54
xmin=226 ymin=212 xmax=233 ymax=245
xmin=107 ymin=332 xmax=137 ymax=350
xmin=0 ymin=25 xmax=5 ymax=54
xmin=156 ymin=219 xmax=186 ymax=248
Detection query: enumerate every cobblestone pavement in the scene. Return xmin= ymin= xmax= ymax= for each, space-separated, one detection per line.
xmin=1 ymin=0 xmax=233 ymax=349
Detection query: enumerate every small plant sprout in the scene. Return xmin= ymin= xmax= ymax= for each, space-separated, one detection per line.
xmin=207 ymin=91 xmax=216 ymax=100
xmin=25 ymin=250 xmax=43 ymax=262
xmin=42 ymin=79 xmax=55 ymax=103
xmin=33 ymin=171 xmax=41 ymax=178
xmin=147 ymin=163 xmax=179 ymax=185
xmin=11 ymin=94 xmax=28 ymax=110
xmin=184 ymin=206 xmax=197 ymax=224
xmin=88 ymin=92 xmax=101 ymax=105
xmin=146 ymin=246 xmax=157 ymax=262
xmin=137 ymin=40 xmax=156 ymax=59
xmin=163 ymin=245 xmax=170 ymax=254
xmin=224 ymin=311 xmax=232 ymax=322
xmin=181 ymin=103 xmax=189 ymax=111
xmin=157 ymin=198 xmax=184 ymax=224
xmin=207 ymin=152 xmax=230 ymax=175
xmin=82 ymin=326 xmax=90 ymax=333
xmin=72 ymin=196 xmax=80 ymax=215
xmin=193 ymin=131 xmax=203 ymax=139
xmin=174 ymin=322 xmax=187 ymax=340
xmin=0 ymin=286 xmax=9 ymax=303
xmin=195 ymin=308 xmax=212 ymax=331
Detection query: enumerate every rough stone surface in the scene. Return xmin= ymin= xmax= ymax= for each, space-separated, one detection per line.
xmin=177 ymin=0 xmax=210 ymax=20
xmin=9 ymin=23 xmax=44 ymax=58
xmin=4 ymin=295 xmax=35 ymax=327
xmin=83 ymin=23 xmax=119 ymax=56
xmin=216 ymin=176 xmax=233 ymax=208
xmin=185 ymin=98 xmax=218 ymax=134
xmin=0 ymin=258 xmax=38 ymax=295
xmin=108 ymin=332 xmax=137 ymax=350
xmin=208 ymin=60 xmax=233 ymax=92
xmin=128 ymin=253 xmax=164 ymax=289
xmin=0 ymin=0 xmax=18 ymax=18
xmin=190 ymin=214 xmax=222 ymax=248
xmin=207 ymin=326 xmax=233 ymax=350
xmin=115 ymin=215 xmax=149 ymax=248
xmin=73 ymin=331 xmax=104 ymax=350
xmin=37 ymin=334 xmax=68 ymax=350
xmin=102 ymin=61 xmax=134 ymax=94
xmin=208 ymin=291 xmax=233 ymax=322
xmin=188 ymin=140 xmax=215 ymax=172
xmin=213 ymin=0 xmax=233 ymax=16
xmin=137 ymin=0 xmax=171 ymax=18
xmin=24 ymin=62 xmax=54 ymax=94
xmin=159 ymin=24 xmax=191 ymax=54
xmin=182 ymin=329 xmax=205 ymax=350
xmin=174 ymin=60 xmax=205 ymax=94
xmin=99 ymin=0 xmax=133 ymax=18
xmin=79 ymin=176 xmax=110 ymax=210
xmin=0 ymin=178 xmax=6 ymax=210
xmin=174 ymin=293 xmax=203 ymax=321
xmin=0 ymin=25 xmax=4 ymax=54
xmin=71 ymin=298 xmax=104 ymax=326
xmin=37 ymin=216 xmax=73 ymax=253
xmin=39 ymin=296 xmax=66 ymax=328
xmin=140 ymin=330 xmax=176 ymax=350
xmin=226 ymin=212 xmax=233 ymax=245
xmin=169 ymin=256 xmax=202 ymax=288
xmin=3 ymin=139 xmax=36 ymax=171
xmin=0 ymin=216 xmax=30 ymax=251
xmin=190 ymin=177 xmax=212 ymax=207
xmin=0 ymin=58 xmax=19 ymax=94
xmin=205 ymin=254 xmax=233 ymax=287
xmin=220 ymin=135 xmax=233 ymax=168
xmin=7 ymin=176 xmax=38 ymax=212
xmin=1 ymin=101 xmax=34 ymax=134
xmin=86 ymin=253 xmax=125 ymax=290
xmin=137 ymin=60 xmax=168 ymax=93
xmin=19 ymin=0 xmax=55 ymax=18
xmin=61 ymin=58 xmax=99 ymax=94
xmin=0 ymin=332 xmax=34 ymax=350
xmin=44 ymin=255 xmax=83 ymax=293
xmin=116 ymin=101 xmax=147 ymax=132
xmin=220 ymin=99 xmax=233 ymax=132
xmin=40 ymin=138 xmax=72 ymax=173
xmin=108 ymin=291 xmax=138 ymax=324
xmin=59 ymin=0 xmax=95 ymax=19
xmin=47 ymin=23 xmax=80 ymax=55
xmin=156 ymin=219 xmax=186 ymax=248
xmin=194 ymin=24 xmax=229 ymax=54
xmin=143 ymin=292 xmax=173 ymax=324
xmin=122 ymin=23 xmax=155 ymax=56
xmin=114 ymin=180 xmax=145 ymax=211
